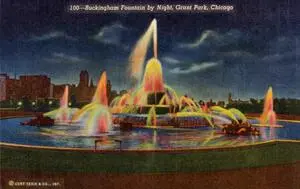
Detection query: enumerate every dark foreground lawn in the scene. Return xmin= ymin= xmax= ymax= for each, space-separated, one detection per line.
xmin=1 ymin=140 xmax=299 ymax=173
xmin=1 ymin=141 xmax=299 ymax=189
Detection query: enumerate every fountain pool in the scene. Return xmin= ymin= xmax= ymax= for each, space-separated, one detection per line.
xmin=0 ymin=117 xmax=299 ymax=150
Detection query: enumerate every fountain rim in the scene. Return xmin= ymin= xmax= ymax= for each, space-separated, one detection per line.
xmin=1 ymin=140 xmax=299 ymax=153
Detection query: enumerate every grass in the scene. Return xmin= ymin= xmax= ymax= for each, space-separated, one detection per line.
xmin=1 ymin=141 xmax=299 ymax=173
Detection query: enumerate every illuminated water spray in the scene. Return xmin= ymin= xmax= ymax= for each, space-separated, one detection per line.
xmin=210 ymin=106 xmax=239 ymax=123
xmin=60 ymin=86 xmax=69 ymax=108
xmin=58 ymin=86 xmax=69 ymax=122
xmin=129 ymin=19 xmax=158 ymax=84
xmin=143 ymin=58 xmax=164 ymax=93
xmin=111 ymin=19 xmax=165 ymax=111
xmin=146 ymin=106 xmax=157 ymax=127
xmin=44 ymin=86 xmax=78 ymax=123
xmin=92 ymin=71 xmax=108 ymax=105
xmin=72 ymin=71 xmax=112 ymax=135
xmin=110 ymin=19 xmax=248 ymax=127
xmin=153 ymin=19 xmax=157 ymax=58
xmin=260 ymin=86 xmax=277 ymax=125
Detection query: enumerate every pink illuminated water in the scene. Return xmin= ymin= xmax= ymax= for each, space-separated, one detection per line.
xmin=260 ymin=87 xmax=277 ymax=125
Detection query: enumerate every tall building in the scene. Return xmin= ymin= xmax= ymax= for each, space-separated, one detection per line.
xmin=78 ymin=70 xmax=89 ymax=88
xmin=75 ymin=70 xmax=94 ymax=102
xmin=5 ymin=75 xmax=21 ymax=100
xmin=1 ymin=70 xmax=114 ymax=104
xmin=0 ymin=74 xmax=8 ymax=101
xmin=19 ymin=75 xmax=51 ymax=100
xmin=0 ymin=74 xmax=51 ymax=101
xmin=53 ymin=84 xmax=68 ymax=99
xmin=51 ymin=71 xmax=113 ymax=103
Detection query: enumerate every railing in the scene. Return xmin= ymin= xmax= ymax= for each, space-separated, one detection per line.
xmin=94 ymin=139 xmax=122 ymax=152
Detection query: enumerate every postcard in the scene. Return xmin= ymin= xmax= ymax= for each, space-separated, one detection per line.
xmin=1 ymin=1 xmax=299 ymax=189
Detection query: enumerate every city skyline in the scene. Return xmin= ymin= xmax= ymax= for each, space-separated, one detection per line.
xmin=1 ymin=0 xmax=300 ymax=101
xmin=0 ymin=70 xmax=109 ymax=103
xmin=1 ymin=70 xmax=299 ymax=103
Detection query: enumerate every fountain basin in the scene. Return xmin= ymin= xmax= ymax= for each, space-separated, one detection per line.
xmin=1 ymin=117 xmax=299 ymax=150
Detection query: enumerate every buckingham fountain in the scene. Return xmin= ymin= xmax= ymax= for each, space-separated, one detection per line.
xmin=43 ymin=19 xmax=261 ymax=136
xmin=1 ymin=19 xmax=296 ymax=152
xmin=0 ymin=16 xmax=298 ymax=185
xmin=40 ymin=19 xmax=283 ymax=141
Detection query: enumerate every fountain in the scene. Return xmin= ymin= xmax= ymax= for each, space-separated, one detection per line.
xmin=210 ymin=106 xmax=239 ymax=124
xmin=41 ymin=19 xmax=253 ymax=134
xmin=146 ymin=106 xmax=157 ymax=127
xmin=71 ymin=71 xmax=112 ymax=135
xmin=42 ymin=18 xmax=253 ymax=134
xmin=44 ymin=86 xmax=78 ymax=124
xmin=109 ymin=19 xmax=251 ymax=129
xmin=129 ymin=19 xmax=158 ymax=85
xmin=260 ymin=87 xmax=277 ymax=126
xmin=11 ymin=18 xmax=300 ymax=152
xmin=143 ymin=58 xmax=164 ymax=93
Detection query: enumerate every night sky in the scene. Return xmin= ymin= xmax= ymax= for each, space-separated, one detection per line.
xmin=1 ymin=0 xmax=299 ymax=101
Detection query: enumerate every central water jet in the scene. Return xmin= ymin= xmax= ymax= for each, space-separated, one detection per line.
xmin=143 ymin=58 xmax=164 ymax=93
xmin=129 ymin=19 xmax=158 ymax=84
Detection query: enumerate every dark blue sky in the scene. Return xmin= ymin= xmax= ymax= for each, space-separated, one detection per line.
xmin=1 ymin=0 xmax=299 ymax=101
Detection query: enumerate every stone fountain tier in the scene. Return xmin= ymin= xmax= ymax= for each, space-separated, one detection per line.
xmin=138 ymin=105 xmax=172 ymax=114
xmin=112 ymin=113 xmax=211 ymax=128
xmin=147 ymin=92 xmax=165 ymax=105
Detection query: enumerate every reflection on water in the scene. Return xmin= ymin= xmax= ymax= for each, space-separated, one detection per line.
xmin=0 ymin=118 xmax=299 ymax=150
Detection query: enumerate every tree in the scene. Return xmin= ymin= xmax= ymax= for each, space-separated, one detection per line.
xmin=21 ymin=96 xmax=31 ymax=111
